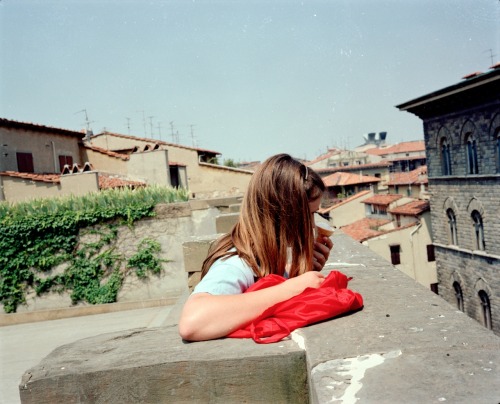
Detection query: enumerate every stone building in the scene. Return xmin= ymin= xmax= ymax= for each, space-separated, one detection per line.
xmin=397 ymin=64 xmax=500 ymax=335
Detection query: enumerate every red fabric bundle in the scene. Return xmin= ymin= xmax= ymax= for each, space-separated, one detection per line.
xmin=228 ymin=270 xmax=363 ymax=344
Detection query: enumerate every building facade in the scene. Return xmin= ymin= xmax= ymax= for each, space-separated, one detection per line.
xmin=398 ymin=65 xmax=500 ymax=335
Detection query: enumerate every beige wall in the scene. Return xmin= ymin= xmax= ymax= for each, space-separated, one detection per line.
xmin=89 ymin=133 xmax=252 ymax=197
xmin=59 ymin=172 xmax=100 ymax=196
xmin=0 ymin=176 xmax=62 ymax=202
xmin=194 ymin=163 xmax=252 ymax=198
xmin=82 ymin=149 xmax=128 ymax=175
xmin=328 ymin=191 xmax=374 ymax=228
xmin=363 ymin=211 xmax=437 ymax=289
xmin=128 ymin=150 xmax=170 ymax=186
xmin=0 ymin=172 xmax=100 ymax=203
xmin=0 ymin=127 xmax=82 ymax=173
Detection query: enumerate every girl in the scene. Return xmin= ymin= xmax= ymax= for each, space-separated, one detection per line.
xmin=179 ymin=154 xmax=333 ymax=341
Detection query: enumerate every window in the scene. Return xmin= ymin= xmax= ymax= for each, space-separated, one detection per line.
xmin=471 ymin=210 xmax=485 ymax=251
xmin=16 ymin=152 xmax=34 ymax=173
xmin=395 ymin=214 xmax=401 ymax=228
xmin=58 ymin=155 xmax=73 ymax=172
xmin=440 ymin=139 xmax=452 ymax=175
xmin=496 ymin=131 xmax=500 ymax=173
xmin=453 ymin=282 xmax=464 ymax=312
xmin=406 ymin=186 xmax=411 ymax=197
xmin=466 ymin=135 xmax=478 ymax=174
xmin=430 ymin=283 xmax=438 ymax=295
xmin=447 ymin=209 xmax=458 ymax=245
xmin=169 ymin=166 xmax=180 ymax=187
xmin=426 ymin=244 xmax=435 ymax=262
xmin=390 ymin=245 xmax=401 ymax=265
xmin=478 ymin=290 xmax=492 ymax=330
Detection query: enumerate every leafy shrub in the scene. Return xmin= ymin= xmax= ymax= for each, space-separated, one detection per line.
xmin=0 ymin=186 xmax=188 ymax=313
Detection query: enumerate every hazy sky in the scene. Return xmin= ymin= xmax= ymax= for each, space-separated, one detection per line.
xmin=1 ymin=1 xmax=498 ymax=162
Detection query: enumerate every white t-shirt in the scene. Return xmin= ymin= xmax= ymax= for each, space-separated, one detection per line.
xmin=192 ymin=254 xmax=256 ymax=295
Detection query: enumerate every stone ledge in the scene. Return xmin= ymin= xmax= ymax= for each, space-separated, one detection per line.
xmin=20 ymin=326 xmax=307 ymax=404
xmin=19 ymin=232 xmax=500 ymax=403
xmin=1 ymin=297 xmax=180 ymax=327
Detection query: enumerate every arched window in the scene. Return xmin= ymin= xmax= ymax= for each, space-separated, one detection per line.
xmin=453 ymin=282 xmax=464 ymax=312
xmin=478 ymin=290 xmax=492 ymax=330
xmin=441 ymin=139 xmax=452 ymax=175
xmin=447 ymin=208 xmax=458 ymax=245
xmin=471 ymin=210 xmax=485 ymax=251
xmin=465 ymin=134 xmax=478 ymax=174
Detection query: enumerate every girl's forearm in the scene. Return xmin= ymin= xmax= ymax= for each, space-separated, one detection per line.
xmin=178 ymin=284 xmax=296 ymax=341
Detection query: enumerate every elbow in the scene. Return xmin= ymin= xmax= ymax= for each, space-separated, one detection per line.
xmin=178 ymin=297 xmax=207 ymax=341
xmin=178 ymin=314 xmax=199 ymax=341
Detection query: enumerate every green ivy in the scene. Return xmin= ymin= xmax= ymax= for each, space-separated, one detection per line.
xmin=0 ymin=185 xmax=189 ymax=313
xmin=127 ymin=238 xmax=169 ymax=278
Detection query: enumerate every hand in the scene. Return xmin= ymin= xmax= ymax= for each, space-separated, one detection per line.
xmin=284 ymin=271 xmax=325 ymax=295
xmin=312 ymin=236 xmax=333 ymax=271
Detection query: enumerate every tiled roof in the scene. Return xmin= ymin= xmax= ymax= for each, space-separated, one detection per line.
xmin=315 ymin=161 xmax=392 ymax=175
xmin=340 ymin=218 xmax=391 ymax=242
xmin=319 ymin=190 xmax=371 ymax=214
xmin=84 ymin=144 xmax=129 ymax=161
xmin=389 ymin=200 xmax=429 ymax=216
xmin=306 ymin=148 xmax=341 ymax=166
xmin=322 ymin=172 xmax=381 ymax=187
xmin=0 ymin=118 xmax=84 ymax=138
xmin=92 ymin=131 xmax=221 ymax=155
xmin=98 ymin=174 xmax=145 ymax=189
xmin=0 ymin=171 xmax=60 ymax=183
xmin=362 ymin=194 xmax=403 ymax=206
xmin=365 ymin=140 xmax=425 ymax=156
xmin=0 ymin=171 xmax=145 ymax=190
xmin=388 ymin=166 xmax=428 ymax=186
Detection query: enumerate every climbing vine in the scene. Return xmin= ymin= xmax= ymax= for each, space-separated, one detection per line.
xmin=0 ymin=186 xmax=189 ymax=313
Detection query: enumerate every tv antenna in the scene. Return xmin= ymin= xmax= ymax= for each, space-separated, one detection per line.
xmin=125 ymin=117 xmax=131 ymax=135
xmin=75 ymin=109 xmax=94 ymax=132
xmin=190 ymin=124 xmax=197 ymax=147
xmin=484 ymin=49 xmax=496 ymax=66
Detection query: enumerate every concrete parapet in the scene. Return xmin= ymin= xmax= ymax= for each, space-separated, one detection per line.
xmin=215 ymin=212 xmax=239 ymax=234
xmin=182 ymin=234 xmax=222 ymax=291
xmin=19 ymin=232 xmax=500 ymax=403
xmin=19 ymin=326 xmax=307 ymax=404
xmin=203 ymin=196 xmax=243 ymax=212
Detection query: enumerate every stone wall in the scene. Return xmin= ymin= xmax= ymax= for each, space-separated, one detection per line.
xmin=1 ymin=197 xmax=241 ymax=321
xmin=423 ymin=101 xmax=500 ymax=335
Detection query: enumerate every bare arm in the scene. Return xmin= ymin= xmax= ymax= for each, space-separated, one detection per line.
xmin=178 ymin=271 xmax=325 ymax=342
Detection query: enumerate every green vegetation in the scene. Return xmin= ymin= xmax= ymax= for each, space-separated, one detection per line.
xmin=223 ymin=158 xmax=238 ymax=168
xmin=0 ymin=186 xmax=189 ymax=313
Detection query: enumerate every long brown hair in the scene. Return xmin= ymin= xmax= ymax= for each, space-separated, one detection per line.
xmin=201 ymin=154 xmax=325 ymax=279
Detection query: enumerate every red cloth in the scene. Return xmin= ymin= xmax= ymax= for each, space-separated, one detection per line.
xmin=228 ymin=270 xmax=363 ymax=344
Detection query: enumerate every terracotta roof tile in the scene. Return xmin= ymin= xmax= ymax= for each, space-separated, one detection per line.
xmin=319 ymin=190 xmax=371 ymax=214
xmin=362 ymin=194 xmax=403 ymax=205
xmin=389 ymin=200 xmax=429 ymax=216
xmin=84 ymin=144 xmax=129 ymax=161
xmin=388 ymin=166 xmax=428 ymax=186
xmin=306 ymin=148 xmax=341 ymax=166
xmin=92 ymin=131 xmax=221 ymax=155
xmin=0 ymin=171 xmax=60 ymax=183
xmin=98 ymin=174 xmax=145 ymax=190
xmin=340 ymin=218 xmax=391 ymax=242
xmin=322 ymin=172 xmax=381 ymax=187
xmin=0 ymin=118 xmax=84 ymax=138
xmin=315 ymin=160 xmax=392 ymax=174
xmin=365 ymin=141 xmax=425 ymax=156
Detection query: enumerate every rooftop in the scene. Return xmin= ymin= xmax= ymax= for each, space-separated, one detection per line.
xmin=362 ymin=193 xmax=403 ymax=205
xmin=322 ymin=171 xmax=381 ymax=187
xmin=389 ymin=200 xmax=430 ymax=216
xmin=388 ymin=166 xmax=428 ymax=186
xmin=365 ymin=140 xmax=425 ymax=156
